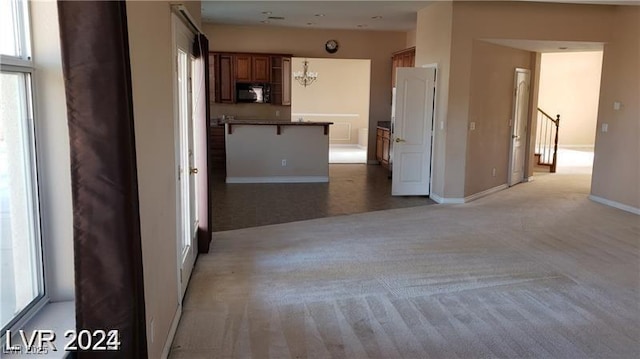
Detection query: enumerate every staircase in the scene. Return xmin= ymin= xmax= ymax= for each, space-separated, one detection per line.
xmin=535 ymin=108 xmax=560 ymax=173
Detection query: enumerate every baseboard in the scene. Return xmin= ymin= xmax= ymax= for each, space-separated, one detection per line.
xmin=589 ymin=195 xmax=640 ymax=215
xmin=226 ymin=176 xmax=329 ymax=183
xmin=464 ymin=184 xmax=509 ymax=203
xmin=161 ymin=305 xmax=182 ymax=359
xmin=429 ymin=193 xmax=465 ymax=204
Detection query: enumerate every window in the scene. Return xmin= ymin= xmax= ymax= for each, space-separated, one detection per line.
xmin=0 ymin=0 xmax=46 ymax=334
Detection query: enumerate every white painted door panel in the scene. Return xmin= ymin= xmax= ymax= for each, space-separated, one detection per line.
xmin=509 ymin=69 xmax=530 ymax=186
xmin=392 ymin=67 xmax=436 ymax=196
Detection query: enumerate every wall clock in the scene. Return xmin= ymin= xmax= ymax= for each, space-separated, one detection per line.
xmin=325 ymin=40 xmax=339 ymax=54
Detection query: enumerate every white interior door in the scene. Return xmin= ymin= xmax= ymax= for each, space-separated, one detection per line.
xmin=392 ymin=67 xmax=436 ymax=196
xmin=173 ymin=14 xmax=198 ymax=299
xmin=509 ymin=68 xmax=530 ymax=186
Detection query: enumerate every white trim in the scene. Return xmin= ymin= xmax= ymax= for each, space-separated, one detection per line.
xmin=464 ymin=184 xmax=509 ymax=203
xmin=508 ymin=68 xmax=531 ymax=187
xmin=226 ymin=176 xmax=329 ymax=183
xmin=291 ymin=113 xmax=359 ymax=117
xmin=589 ymin=195 xmax=640 ymax=215
xmin=330 ymin=122 xmax=351 ymax=141
xmin=429 ymin=193 xmax=465 ymax=204
xmin=161 ymin=305 xmax=183 ymax=359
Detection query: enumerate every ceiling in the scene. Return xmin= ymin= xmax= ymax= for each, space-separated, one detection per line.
xmin=200 ymin=1 xmax=638 ymax=32
xmin=201 ymin=1 xmax=433 ymax=31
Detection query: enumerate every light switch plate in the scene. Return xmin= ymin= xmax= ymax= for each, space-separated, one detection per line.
xmin=470 ymin=122 xmax=476 ymax=131
xmin=602 ymin=123 xmax=609 ymax=133
xmin=613 ymin=102 xmax=621 ymax=111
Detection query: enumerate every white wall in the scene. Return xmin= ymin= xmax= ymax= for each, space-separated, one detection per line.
xmin=538 ymin=51 xmax=603 ymax=147
xmin=291 ymin=58 xmax=371 ymax=146
xmin=30 ymin=0 xmax=74 ymax=302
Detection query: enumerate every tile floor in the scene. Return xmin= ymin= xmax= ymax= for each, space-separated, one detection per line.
xmin=211 ymin=164 xmax=436 ymax=232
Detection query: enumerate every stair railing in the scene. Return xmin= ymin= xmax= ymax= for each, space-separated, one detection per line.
xmin=535 ymin=108 xmax=560 ymax=173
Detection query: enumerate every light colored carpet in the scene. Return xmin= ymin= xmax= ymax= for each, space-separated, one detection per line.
xmin=171 ymin=172 xmax=640 ymax=358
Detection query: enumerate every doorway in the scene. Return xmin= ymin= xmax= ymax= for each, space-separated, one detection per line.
xmin=290 ymin=58 xmax=371 ymax=164
xmin=509 ymin=68 xmax=531 ymax=186
xmin=536 ymin=51 xmax=603 ymax=175
xmin=172 ymin=13 xmax=198 ymax=299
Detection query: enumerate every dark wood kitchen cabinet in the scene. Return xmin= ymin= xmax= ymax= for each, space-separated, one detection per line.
xmin=211 ymin=51 xmax=291 ymax=104
xmin=212 ymin=53 xmax=235 ymax=103
xmin=270 ymin=56 xmax=291 ymax=106
xmin=376 ymin=127 xmax=391 ymax=169
xmin=235 ymin=54 xmax=270 ymax=83
xmin=252 ymin=55 xmax=271 ymax=82
xmin=235 ymin=54 xmax=252 ymax=82
xmin=391 ymin=47 xmax=415 ymax=88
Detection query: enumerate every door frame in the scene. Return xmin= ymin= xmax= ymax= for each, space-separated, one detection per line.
xmin=171 ymin=12 xmax=198 ymax=300
xmin=508 ymin=68 xmax=531 ymax=187
xmin=421 ymin=63 xmax=438 ymax=195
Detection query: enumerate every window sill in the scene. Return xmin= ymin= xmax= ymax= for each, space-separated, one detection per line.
xmin=3 ymin=301 xmax=74 ymax=358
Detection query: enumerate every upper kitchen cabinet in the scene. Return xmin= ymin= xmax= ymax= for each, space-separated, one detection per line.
xmin=212 ymin=53 xmax=235 ymax=103
xmin=270 ymin=56 xmax=291 ymax=106
xmin=235 ymin=54 xmax=271 ymax=83
xmin=235 ymin=54 xmax=252 ymax=82
xmin=252 ymin=55 xmax=271 ymax=82
xmin=211 ymin=51 xmax=291 ymax=105
xmin=391 ymin=47 xmax=415 ymax=88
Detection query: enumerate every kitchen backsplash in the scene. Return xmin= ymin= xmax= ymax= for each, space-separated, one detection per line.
xmin=211 ymin=103 xmax=292 ymax=121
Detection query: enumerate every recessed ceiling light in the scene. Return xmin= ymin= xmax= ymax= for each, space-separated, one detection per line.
xmin=314 ymin=14 xmax=325 ymax=17
xmin=371 ymin=16 xmax=383 ymax=20
xmin=558 ymin=46 xmax=569 ymax=50
xmin=261 ymin=11 xmax=272 ymax=15
xmin=357 ymin=24 xmax=368 ymax=28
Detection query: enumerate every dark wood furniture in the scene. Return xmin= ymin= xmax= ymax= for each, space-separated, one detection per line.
xmin=211 ymin=53 xmax=235 ymax=103
xmin=211 ymin=52 xmax=291 ymax=105
xmin=391 ymin=47 xmax=416 ymax=88
xmin=270 ymin=56 xmax=291 ymax=106
xmin=376 ymin=127 xmax=391 ymax=169
xmin=210 ymin=124 xmax=226 ymax=169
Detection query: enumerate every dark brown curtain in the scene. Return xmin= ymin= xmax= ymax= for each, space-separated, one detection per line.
xmin=57 ymin=1 xmax=148 ymax=358
xmin=193 ymin=34 xmax=213 ymax=253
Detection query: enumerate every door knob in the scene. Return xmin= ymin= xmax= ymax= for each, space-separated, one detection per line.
xmin=395 ymin=138 xmax=406 ymax=143
xmin=190 ymin=167 xmax=199 ymax=174
xmin=512 ymin=135 xmax=519 ymax=139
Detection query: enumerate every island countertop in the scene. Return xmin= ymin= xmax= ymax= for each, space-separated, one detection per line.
xmin=223 ymin=119 xmax=333 ymax=135
xmin=222 ymin=119 xmax=333 ymax=126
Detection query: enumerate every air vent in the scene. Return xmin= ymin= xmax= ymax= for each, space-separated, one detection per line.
xmin=268 ymin=16 xmax=285 ymax=20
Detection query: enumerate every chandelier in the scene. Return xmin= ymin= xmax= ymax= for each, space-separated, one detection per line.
xmin=293 ymin=59 xmax=318 ymax=87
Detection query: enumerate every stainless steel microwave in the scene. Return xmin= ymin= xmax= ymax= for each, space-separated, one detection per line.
xmin=236 ymin=83 xmax=270 ymax=103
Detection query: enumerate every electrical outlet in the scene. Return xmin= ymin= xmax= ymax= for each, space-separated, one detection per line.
xmin=281 ymin=159 xmax=287 ymax=166
xmin=469 ymin=122 xmax=476 ymax=131
xmin=492 ymin=167 xmax=496 ymax=177
xmin=275 ymin=110 xmax=280 ymax=117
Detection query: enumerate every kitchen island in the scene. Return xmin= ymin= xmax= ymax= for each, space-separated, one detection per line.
xmin=224 ymin=120 xmax=333 ymax=183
